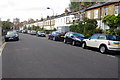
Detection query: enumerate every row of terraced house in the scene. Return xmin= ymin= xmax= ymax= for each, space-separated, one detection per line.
xmin=20 ymin=1 xmax=120 ymax=32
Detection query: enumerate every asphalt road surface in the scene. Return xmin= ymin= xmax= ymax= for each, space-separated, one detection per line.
xmin=2 ymin=33 xmax=119 ymax=78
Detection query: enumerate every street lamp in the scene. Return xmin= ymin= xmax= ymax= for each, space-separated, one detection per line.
xmin=47 ymin=7 xmax=54 ymax=16
xmin=47 ymin=7 xmax=54 ymax=30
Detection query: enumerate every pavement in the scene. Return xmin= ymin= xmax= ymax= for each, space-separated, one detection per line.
xmin=0 ymin=42 xmax=6 ymax=79
xmin=2 ymin=33 xmax=119 ymax=78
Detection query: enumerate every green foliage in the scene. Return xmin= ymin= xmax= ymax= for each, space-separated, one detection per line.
xmin=77 ymin=22 xmax=84 ymax=33
xmin=102 ymin=15 xmax=118 ymax=29
xmin=102 ymin=29 xmax=111 ymax=34
xmin=117 ymin=14 xmax=120 ymax=27
xmin=114 ymin=29 xmax=120 ymax=36
xmin=70 ymin=24 xmax=78 ymax=32
xmin=69 ymin=2 xmax=80 ymax=12
xmin=31 ymin=25 xmax=36 ymax=30
xmin=36 ymin=29 xmax=42 ymax=32
xmin=2 ymin=21 xmax=13 ymax=30
xmin=53 ymin=28 xmax=57 ymax=31
xmin=84 ymin=19 xmax=97 ymax=36
xmin=23 ymin=26 xmax=27 ymax=30
xmin=27 ymin=26 xmax=32 ymax=30
xmin=70 ymin=19 xmax=97 ymax=37
xmin=95 ymin=28 xmax=103 ymax=34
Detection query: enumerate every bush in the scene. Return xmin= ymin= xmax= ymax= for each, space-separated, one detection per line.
xmin=95 ymin=28 xmax=103 ymax=34
xmin=70 ymin=24 xmax=78 ymax=32
xmin=36 ymin=29 xmax=43 ymax=32
xmin=114 ymin=29 xmax=120 ymax=36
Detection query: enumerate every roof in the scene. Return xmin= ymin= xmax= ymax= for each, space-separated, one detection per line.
xmin=86 ymin=1 xmax=120 ymax=11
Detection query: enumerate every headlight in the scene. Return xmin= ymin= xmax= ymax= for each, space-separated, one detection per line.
xmin=15 ymin=34 xmax=18 ymax=37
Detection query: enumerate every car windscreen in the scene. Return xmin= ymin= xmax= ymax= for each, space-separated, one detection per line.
xmin=55 ymin=32 xmax=64 ymax=35
xmin=7 ymin=31 xmax=16 ymax=35
xmin=73 ymin=33 xmax=85 ymax=38
xmin=107 ymin=35 xmax=120 ymax=41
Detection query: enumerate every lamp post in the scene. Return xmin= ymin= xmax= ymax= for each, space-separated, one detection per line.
xmin=47 ymin=7 xmax=54 ymax=30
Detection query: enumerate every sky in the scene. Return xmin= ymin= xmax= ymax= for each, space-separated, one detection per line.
xmin=0 ymin=0 xmax=70 ymax=22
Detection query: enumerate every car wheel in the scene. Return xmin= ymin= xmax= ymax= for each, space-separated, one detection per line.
xmin=64 ymin=39 xmax=67 ymax=43
xmin=53 ymin=37 xmax=56 ymax=41
xmin=47 ymin=36 xmax=50 ymax=39
xmin=82 ymin=42 xmax=87 ymax=49
xmin=99 ymin=45 xmax=107 ymax=54
xmin=72 ymin=41 xmax=76 ymax=46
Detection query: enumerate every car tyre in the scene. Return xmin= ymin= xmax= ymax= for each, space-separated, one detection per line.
xmin=64 ymin=39 xmax=67 ymax=43
xmin=53 ymin=37 xmax=56 ymax=41
xmin=72 ymin=41 xmax=76 ymax=46
xmin=99 ymin=45 xmax=107 ymax=54
xmin=82 ymin=42 xmax=87 ymax=49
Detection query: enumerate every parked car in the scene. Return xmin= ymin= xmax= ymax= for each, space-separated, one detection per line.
xmin=48 ymin=31 xmax=64 ymax=41
xmin=5 ymin=31 xmax=19 ymax=41
xmin=27 ymin=30 xmax=31 ymax=34
xmin=64 ymin=32 xmax=85 ymax=46
xmin=19 ymin=30 xmax=22 ymax=33
xmin=22 ymin=30 xmax=27 ymax=33
xmin=37 ymin=31 xmax=45 ymax=37
xmin=82 ymin=34 xmax=120 ymax=53
xmin=30 ymin=30 xmax=36 ymax=35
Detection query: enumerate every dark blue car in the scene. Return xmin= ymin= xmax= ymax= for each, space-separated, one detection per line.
xmin=64 ymin=32 xmax=85 ymax=46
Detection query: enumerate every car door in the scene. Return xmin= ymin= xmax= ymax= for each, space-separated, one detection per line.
xmin=68 ymin=33 xmax=74 ymax=42
xmin=97 ymin=35 xmax=107 ymax=48
xmin=86 ymin=34 xmax=99 ymax=47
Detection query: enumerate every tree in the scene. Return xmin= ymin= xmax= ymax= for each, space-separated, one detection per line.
xmin=69 ymin=2 xmax=95 ymax=12
xmin=70 ymin=24 xmax=78 ymax=32
xmin=84 ymin=19 xmax=97 ymax=37
xmin=2 ymin=21 xmax=13 ymax=31
xmin=77 ymin=21 xmax=84 ymax=33
xmin=69 ymin=2 xmax=80 ymax=12
xmin=28 ymin=26 xmax=32 ymax=30
xmin=23 ymin=26 xmax=27 ymax=30
xmin=102 ymin=15 xmax=118 ymax=29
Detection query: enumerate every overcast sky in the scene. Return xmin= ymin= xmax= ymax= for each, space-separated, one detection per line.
xmin=0 ymin=0 xmax=70 ymax=22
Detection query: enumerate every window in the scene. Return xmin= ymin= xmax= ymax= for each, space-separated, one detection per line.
xmin=104 ymin=7 xmax=108 ymax=16
xmin=87 ymin=11 xmax=91 ymax=19
xmin=80 ymin=13 xmax=84 ymax=21
xmin=94 ymin=9 xmax=98 ymax=19
xmin=90 ymin=34 xmax=99 ymax=39
xmin=98 ymin=35 xmax=106 ymax=40
xmin=115 ymin=6 xmax=120 ymax=15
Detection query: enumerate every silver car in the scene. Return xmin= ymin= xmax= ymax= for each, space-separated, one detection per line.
xmin=30 ymin=30 xmax=36 ymax=35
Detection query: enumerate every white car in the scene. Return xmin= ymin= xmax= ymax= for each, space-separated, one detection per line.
xmin=37 ymin=31 xmax=45 ymax=37
xmin=82 ymin=34 xmax=120 ymax=53
xmin=30 ymin=30 xmax=36 ymax=35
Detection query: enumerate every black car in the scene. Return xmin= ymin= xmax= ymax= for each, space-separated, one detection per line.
xmin=37 ymin=31 xmax=46 ymax=37
xmin=48 ymin=31 xmax=64 ymax=41
xmin=64 ymin=32 xmax=85 ymax=46
xmin=5 ymin=31 xmax=19 ymax=41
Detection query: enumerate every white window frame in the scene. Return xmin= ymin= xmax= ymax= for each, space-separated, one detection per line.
xmin=94 ymin=9 xmax=98 ymax=19
xmin=87 ymin=11 xmax=91 ymax=19
xmin=115 ymin=5 xmax=119 ymax=15
xmin=104 ymin=7 xmax=108 ymax=16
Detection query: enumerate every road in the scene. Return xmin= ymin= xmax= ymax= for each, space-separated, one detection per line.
xmin=2 ymin=33 xmax=119 ymax=78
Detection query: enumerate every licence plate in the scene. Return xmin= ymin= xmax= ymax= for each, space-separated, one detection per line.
xmin=61 ymin=36 xmax=64 ymax=37
xmin=9 ymin=37 xmax=13 ymax=39
xmin=114 ymin=43 xmax=120 ymax=45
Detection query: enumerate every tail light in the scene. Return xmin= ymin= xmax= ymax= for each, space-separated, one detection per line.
xmin=108 ymin=41 xmax=110 ymax=45
xmin=56 ymin=34 xmax=61 ymax=37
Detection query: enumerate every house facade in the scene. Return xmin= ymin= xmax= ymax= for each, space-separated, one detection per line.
xmin=85 ymin=2 xmax=120 ymax=30
xmin=21 ymin=1 xmax=120 ymax=31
